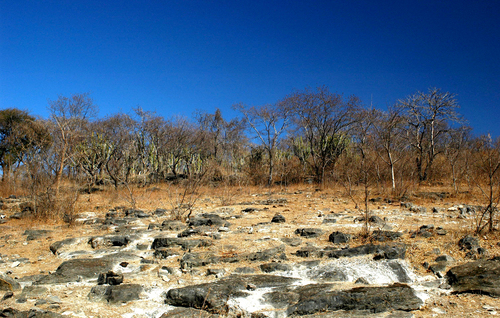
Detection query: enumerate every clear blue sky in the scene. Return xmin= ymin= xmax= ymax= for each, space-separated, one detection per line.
xmin=1 ymin=1 xmax=499 ymax=135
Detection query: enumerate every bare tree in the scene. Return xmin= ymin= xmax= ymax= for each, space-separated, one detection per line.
xmin=397 ymin=88 xmax=461 ymax=182
xmin=471 ymin=135 xmax=500 ymax=233
xmin=282 ymin=86 xmax=360 ymax=186
xmin=233 ymin=103 xmax=289 ymax=186
xmin=48 ymin=93 xmax=97 ymax=194
xmin=372 ymin=107 xmax=406 ymax=192
xmin=443 ymin=125 xmax=472 ymax=193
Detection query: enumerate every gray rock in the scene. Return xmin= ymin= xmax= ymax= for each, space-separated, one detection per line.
xmin=151 ymin=237 xmax=213 ymax=250
xmin=327 ymin=244 xmax=406 ymax=260
xmin=97 ymin=271 xmax=123 ymax=285
xmin=371 ymin=231 xmax=403 ymax=242
xmin=329 ymin=231 xmax=352 ymax=244
xmin=435 ymin=255 xmax=455 ymax=264
xmin=260 ymin=263 xmax=292 ymax=273
xmin=165 ymin=275 xmax=299 ymax=312
xmin=287 ymin=283 xmax=422 ymax=316
xmin=160 ymin=307 xmax=217 ymax=317
xmin=281 ymin=237 xmax=302 ymax=247
xmin=446 ymin=259 xmax=500 ymax=296
xmin=23 ymin=229 xmax=51 ymax=241
xmin=271 ymin=214 xmax=286 ymax=223
xmin=0 ymin=274 xmax=21 ymax=291
xmin=49 ymin=238 xmax=79 ymax=255
xmin=295 ymin=228 xmax=324 ymax=238
xmin=89 ymin=284 xmax=143 ymax=304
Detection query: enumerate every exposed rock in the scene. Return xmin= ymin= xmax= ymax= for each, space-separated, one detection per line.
xmin=295 ymin=247 xmax=325 ymax=258
xmin=97 ymin=271 xmax=123 ymax=285
xmin=188 ymin=214 xmax=230 ymax=227
xmin=0 ymin=274 xmax=21 ymax=291
xmin=446 ymin=259 xmax=500 ymax=296
xmin=435 ymin=255 xmax=455 ymax=264
xmin=49 ymin=238 xmax=80 ymax=255
xmin=287 ymin=283 xmax=422 ymax=316
xmin=89 ymin=284 xmax=143 ymax=304
xmin=23 ymin=229 xmax=51 ymax=241
xmin=458 ymin=235 xmax=480 ymax=251
xmin=271 ymin=214 xmax=286 ymax=223
xmin=327 ymin=244 xmax=406 ymax=260
xmin=89 ymin=235 xmax=131 ymax=249
xmin=160 ymin=220 xmax=186 ymax=231
xmin=246 ymin=245 xmax=286 ymax=262
xmin=329 ymin=231 xmax=352 ymax=244
xmin=295 ymin=228 xmax=324 ymax=238
xmin=165 ymin=275 xmax=299 ymax=313
xmin=371 ymin=231 xmax=403 ymax=242
xmin=151 ymin=237 xmax=213 ymax=250
xmin=281 ymin=237 xmax=302 ymax=247
xmin=160 ymin=307 xmax=217 ymax=317
xmin=0 ymin=308 xmax=64 ymax=317
xmin=34 ymin=253 xmax=140 ymax=285
xmin=153 ymin=248 xmax=178 ymax=259
xmin=260 ymin=263 xmax=293 ymax=273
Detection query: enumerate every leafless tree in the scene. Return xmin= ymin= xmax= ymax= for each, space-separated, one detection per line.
xmin=471 ymin=135 xmax=500 ymax=233
xmin=443 ymin=125 xmax=472 ymax=193
xmin=372 ymin=107 xmax=406 ymax=192
xmin=281 ymin=86 xmax=360 ymax=186
xmin=233 ymin=102 xmax=290 ymax=186
xmin=47 ymin=93 xmax=97 ymax=194
xmin=397 ymin=88 xmax=461 ymax=182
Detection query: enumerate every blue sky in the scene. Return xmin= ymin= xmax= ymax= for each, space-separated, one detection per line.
xmin=1 ymin=1 xmax=499 ymax=135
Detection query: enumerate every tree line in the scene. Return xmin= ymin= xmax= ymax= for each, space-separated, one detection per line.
xmin=1 ymin=86 xmax=499 ymax=232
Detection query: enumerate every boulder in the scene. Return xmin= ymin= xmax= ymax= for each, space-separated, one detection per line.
xmin=0 ymin=274 xmax=21 ymax=291
xmin=97 ymin=271 xmax=123 ymax=285
xmin=49 ymin=238 xmax=80 ymax=255
xmin=260 ymin=263 xmax=293 ymax=273
xmin=88 ymin=284 xmax=143 ymax=304
xmin=446 ymin=259 xmax=500 ymax=296
xmin=329 ymin=231 xmax=352 ymax=244
xmin=271 ymin=214 xmax=286 ymax=223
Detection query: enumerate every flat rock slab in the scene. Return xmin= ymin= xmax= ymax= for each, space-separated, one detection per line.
xmin=165 ymin=274 xmax=299 ymax=312
xmin=34 ymin=252 xmax=141 ymax=285
xmin=287 ymin=283 xmax=422 ymax=316
xmin=327 ymin=244 xmax=406 ymax=260
xmin=446 ymin=259 xmax=500 ymax=296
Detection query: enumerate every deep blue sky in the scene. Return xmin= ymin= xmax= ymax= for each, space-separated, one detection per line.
xmin=1 ymin=1 xmax=499 ymax=135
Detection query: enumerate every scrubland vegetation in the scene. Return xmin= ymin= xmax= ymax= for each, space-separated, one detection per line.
xmin=1 ymin=86 xmax=499 ymax=234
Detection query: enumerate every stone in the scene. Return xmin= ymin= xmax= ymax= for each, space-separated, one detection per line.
xmin=260 ymin=263 xmax=292 ymax=273
xmin=287 ymin=283 xmax=422 ymax=316
xmin=281 ymin=237 xmax=302 ymax=246
xmin=435 ymin=255 xmax=455 ymax=264
xmin=371 ymin=231 xmax=403 ymax=242
xmin=165 ymin=275 xmax=299 ymax=312
xmin=97 ymin=271 xmax=123 ymax=285
xmin=23 ymin=229 xmax=51 ymax=241
xmin=49 ymin=238 xmax=79 ymax=255
xmin=329 ymin=231 xmax=352 ymax=244
xmin=327 ymin=244 xmax=406 ymax=260
xmin=160 ymin=307 xmax=217 ymax=317
xmin=458 ymin=235 xmax=480 ymax=251
xmin=446 ymin=259 xmax=500 ymax=296
xmin=295 ymin=228 xmax=324 ymax=238
xmin=271 ymin=214 xmax=286 ymax=223
xmin=0 ymin=274 xmax=21 ymax=291
xmin=89 ymin=284 xmax=143 ymax=304
xmin=151 ymin=237 xmax=213 ymax=250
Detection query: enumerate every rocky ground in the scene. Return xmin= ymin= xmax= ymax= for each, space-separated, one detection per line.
xmin=0 ymin=185 xmax=499 ymax=317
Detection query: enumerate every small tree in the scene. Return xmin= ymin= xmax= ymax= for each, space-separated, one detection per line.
xmin=397 ymin=88 xmax=461 ymax=182
xmin=471 ymin=135 xmax=500 ymax=234
xmin=234 ymin=102 xmax=290 ymax=186
xmin=48 ymin=93 xmax=97 ymax=194
xmin=282 ymin=86 xmax=360 ymax=186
